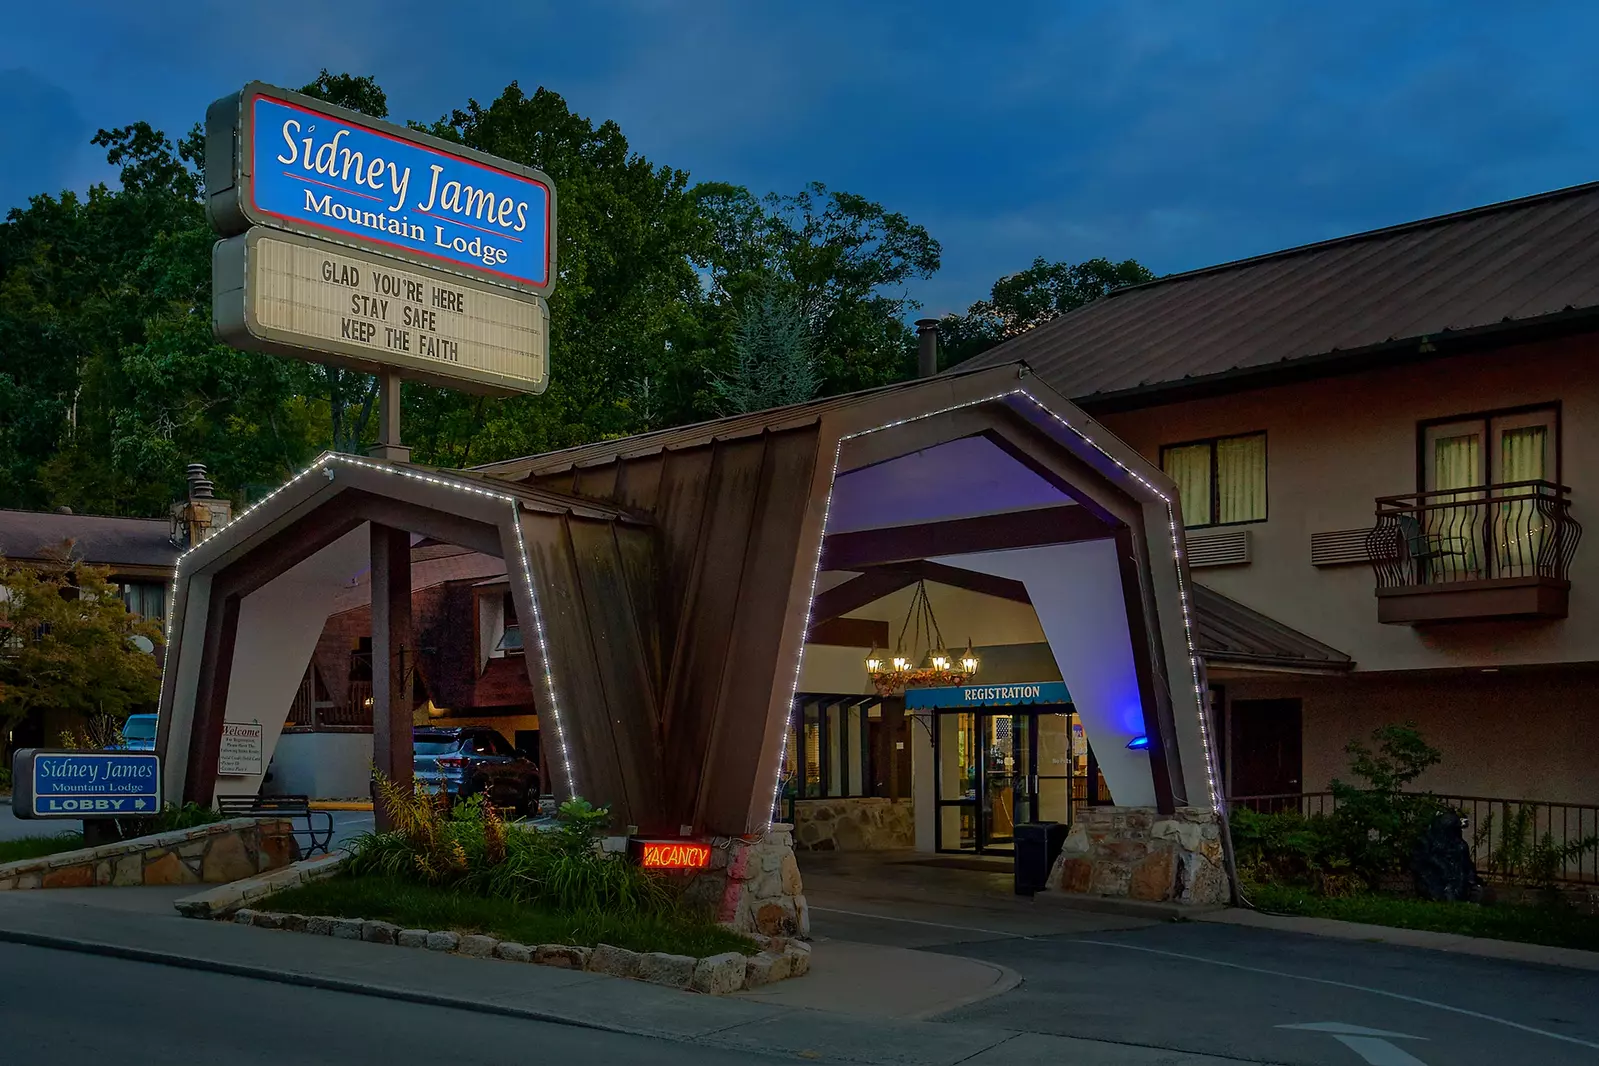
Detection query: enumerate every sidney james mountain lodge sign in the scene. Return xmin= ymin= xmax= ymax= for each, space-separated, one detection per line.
xmin=206 ymin=83 xmax=555 ymax=395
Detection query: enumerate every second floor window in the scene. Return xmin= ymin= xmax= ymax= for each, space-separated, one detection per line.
xmin=1160 ymin=432 xmax=1267 ymax=527
xmin=1422 ymin=406 xmax=1556 ymax=493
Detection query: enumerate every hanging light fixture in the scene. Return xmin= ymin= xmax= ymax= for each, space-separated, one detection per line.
xmin=865 ymin=580 xmax=979 ymax=696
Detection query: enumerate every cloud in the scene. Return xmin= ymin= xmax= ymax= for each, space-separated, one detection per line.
xmin=0 ymin=69 xmax=91 ymax=215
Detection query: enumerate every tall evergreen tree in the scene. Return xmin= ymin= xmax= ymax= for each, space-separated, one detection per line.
xmin=712 ymin=282 xmax=819 ymax=415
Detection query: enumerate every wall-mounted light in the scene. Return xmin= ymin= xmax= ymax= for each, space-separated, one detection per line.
xmin=1126 ymin=735 xmax=1150 ymax=750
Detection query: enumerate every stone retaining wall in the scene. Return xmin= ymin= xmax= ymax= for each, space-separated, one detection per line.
xmin=793 ymin=797 xmax=913 ymax=851
xmin=1053 ymin=806 xmax=1230 ymax=905
xmin=680 ymin=823 xmax=809 ymax=937
xmin=226 ymin=908 xmax=809 ymax=993
xmin=0 ymin=817 xmax=299 ymax=890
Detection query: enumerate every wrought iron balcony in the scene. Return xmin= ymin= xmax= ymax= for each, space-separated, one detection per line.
xmin=1366 ymin=480 xmax=1581 ymax=624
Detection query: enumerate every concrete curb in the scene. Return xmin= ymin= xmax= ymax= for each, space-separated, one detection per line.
xmin=1198 ymin=906 xmax=1599 ymax=972
xmin=1032 ymin=891 xmax=1226 ymax=922
xmin=912 ymin=959 xmax=1024 ymax=1021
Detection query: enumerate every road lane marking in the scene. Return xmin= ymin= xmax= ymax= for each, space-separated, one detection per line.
xmin=1279 ymin=1022 xmax=1430 ymax=1065
xmin=1330 ymin=1035 xmax=1430 ymax=1065
xmin=809 ymin=907 xmax=1599 ymax=1052
xmin=1076 ymin=939 xmax=1599 ymax=1052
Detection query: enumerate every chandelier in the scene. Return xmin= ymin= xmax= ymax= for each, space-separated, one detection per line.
xmin=864 ymin=579 xmax=979 ymax=696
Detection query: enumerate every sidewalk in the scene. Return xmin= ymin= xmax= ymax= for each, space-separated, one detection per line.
xmin=1198 ymin=905 xmax=1599 ymax=972
xmin=0 ymin=888 xmax=1264 ymax=1065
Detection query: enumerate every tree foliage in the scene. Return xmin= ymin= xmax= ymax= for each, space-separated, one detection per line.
xmin=938 ymin=256 xmax=1155 ymax=367
xmin=0 ymin=548 xmax=163 ymax=742
xmin=0 ymin=70 xmax=1146 ymax=517
xmin=712 ymin=281 xmax=819 ymax=415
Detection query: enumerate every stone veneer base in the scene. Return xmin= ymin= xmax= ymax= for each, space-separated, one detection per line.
xmin=793 ymin=798 xmax=914 ymax=851
xmin=0 ymin=817 xmax=298 ymax=891
xmin=1052 ymin=805 xmax=1231 ymax=906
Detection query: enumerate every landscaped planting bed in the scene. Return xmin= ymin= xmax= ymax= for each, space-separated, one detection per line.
xmin=0 ymin=832 xmax=85 ymax=865
xmin=206 ymin=783 xmax=811 ymax=993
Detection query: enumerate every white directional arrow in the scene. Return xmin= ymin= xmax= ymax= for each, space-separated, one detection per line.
xmin=1277 ymin=1022 xmax=1430 ymax=1065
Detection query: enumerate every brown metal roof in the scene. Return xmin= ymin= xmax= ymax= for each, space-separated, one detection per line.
xmin=474 ymin=365 xmax=1024 ymax=481
xmin=0 ymin=509 xmax=177 ymax=571
xmin=958 ymin=181 xmax=1599 ymax=405
xmin=1191 ymin=583 xmax=1352 ymax=672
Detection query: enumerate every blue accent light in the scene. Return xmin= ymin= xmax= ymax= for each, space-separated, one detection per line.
xmin=1126 ymin=735 xmax=1150 ymax=750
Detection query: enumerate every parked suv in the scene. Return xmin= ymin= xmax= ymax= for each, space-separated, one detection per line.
xmin=412 ymin=727 xmax=540 ymax=814
xmin=114 ymin=714 xmax=158 ymax=752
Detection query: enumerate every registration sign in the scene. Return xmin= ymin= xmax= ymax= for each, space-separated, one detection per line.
xmin=205 ymin=82 xmax=555 ymax=294
xmin=903 ymin=682 xmax=1072 ymax=709
xmin=214 ymin=228 xmax=549 ymax=395
xmin=10 ymin=749 xmax=162 ymax=819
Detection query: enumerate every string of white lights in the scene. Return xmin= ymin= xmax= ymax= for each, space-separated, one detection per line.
xmin=762 ymin=385 xmax=1222 ymax=833
xmin=154 ymin=451 xmax=578 ymax=800
xmin=764 ymin=390 xmax=1026 ymax=832
xmin=1013 ymin=393 xmax=1221 ymax=811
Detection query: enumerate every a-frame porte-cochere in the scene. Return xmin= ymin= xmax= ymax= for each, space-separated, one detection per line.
xmin=156 ymin=364 xmax=1227 ymax=902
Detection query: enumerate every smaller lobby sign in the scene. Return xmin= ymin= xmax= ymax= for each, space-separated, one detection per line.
xmin=903 ymin=681 xmax=1071 ymax=709
xmin=10 ymin=749 xmax=162 ymax=819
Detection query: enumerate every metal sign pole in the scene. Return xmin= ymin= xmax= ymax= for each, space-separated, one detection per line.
xmin=368 ymin=370 xmax=411 ymax=463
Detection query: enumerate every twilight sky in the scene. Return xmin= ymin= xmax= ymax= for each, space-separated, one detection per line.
xmin=2 ymin=1 xmax=1595 ymax=316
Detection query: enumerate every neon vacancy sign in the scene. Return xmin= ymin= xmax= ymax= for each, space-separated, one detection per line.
xmin=205 ymin=83 xmax=556 ymax=294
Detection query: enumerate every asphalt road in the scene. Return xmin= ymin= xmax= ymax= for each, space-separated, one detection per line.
xmin=811 ymin=904 xmax=1599 ymax=1066
xmin=0 ymin=941 xmax=788 ymax=1066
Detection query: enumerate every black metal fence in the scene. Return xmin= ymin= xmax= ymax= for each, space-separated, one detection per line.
xmin=1367 ymin=480 xmax=1581 ymax=588
xmin=1229 ymin=792 xmax=1599 ymax=885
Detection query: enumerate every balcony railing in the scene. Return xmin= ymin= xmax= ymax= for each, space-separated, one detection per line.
xmin=1366 ymin=480 xmax=1581 ymax=623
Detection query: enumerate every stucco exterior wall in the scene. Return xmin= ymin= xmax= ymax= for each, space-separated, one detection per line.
xmin=1222 ymin=668 xmax=1599 ymax=805
xmin=1098 ymin=335 xmax=1599 ymax=673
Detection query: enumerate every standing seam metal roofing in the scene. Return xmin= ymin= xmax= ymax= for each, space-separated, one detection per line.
xmin=956 ymin=181 xmax=1599 ymax=401
xmin=474 ymin=366 xmax=1026 ymax=480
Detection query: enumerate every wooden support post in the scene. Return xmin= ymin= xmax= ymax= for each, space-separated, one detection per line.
xmin=370 ymin=522 xmax=413 ymax=830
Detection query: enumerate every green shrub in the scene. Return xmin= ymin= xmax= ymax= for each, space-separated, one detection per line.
xmin=1478 ymin=803 xmax=1599 ymax=890
xmin=352 ymin=778 xmax=674 ymax=917
xmin=1229 ymin=808 xmax=1361 ymax=896
xmin=0 ymin=766 xmax=11 ymax=794
xmin=1327 ymin=723 xmax=1448 ymax=884
xmin=1236 ymin=723 xmax=1450 ymax=895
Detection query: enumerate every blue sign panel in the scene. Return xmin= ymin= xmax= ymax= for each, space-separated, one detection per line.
xmin=247 ymin=92 xmax=552 ymax=290
xmin=904 ymin=682 xmax=1071 ymax=709
xmin=30 ymin=752 xmax=161 ymax=817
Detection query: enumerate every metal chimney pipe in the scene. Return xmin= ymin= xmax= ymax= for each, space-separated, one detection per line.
xmin=915 ymin=318 xmax=940 ymax=379
xmin=185 ymin=463 xmax=214 ymax=501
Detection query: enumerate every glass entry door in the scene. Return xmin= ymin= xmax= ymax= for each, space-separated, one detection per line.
xmin=937 ymin=708 xmax=1088 ymax=854
xmin=980 ymin=713 xmax=1031 ymax=850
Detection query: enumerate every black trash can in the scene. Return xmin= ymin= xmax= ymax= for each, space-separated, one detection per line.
xmin=1014 ymin=821 xmax=1068 ymax=896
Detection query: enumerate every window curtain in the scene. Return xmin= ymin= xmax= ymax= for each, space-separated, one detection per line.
xmin=1430 ymin=432 xmax=1483 ymax=579
xmin=1497 ymin=426 xmax=1549 ymax=575
xmin=1216 ymin=434 xmax=1266 ymax=523
xmin=1432 ymin=432 xmax=1481 ymax=491
xmin=1162 ymin=443 xmax=1213 ymax=526
xmin=1499 ymin=426 xmax=1547 ymax=484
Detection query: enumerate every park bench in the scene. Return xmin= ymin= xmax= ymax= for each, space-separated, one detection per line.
xmin=216 ymin=794 xmax=334 ymax=858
